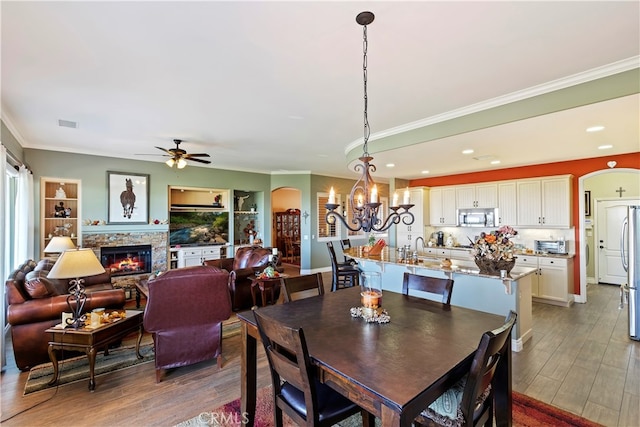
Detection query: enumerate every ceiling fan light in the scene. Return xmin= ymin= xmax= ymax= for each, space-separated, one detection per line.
xmin=165 ymin=158 xmax=176 ymax=167
xmin=177 ymin=158 xmax=187 ymax=169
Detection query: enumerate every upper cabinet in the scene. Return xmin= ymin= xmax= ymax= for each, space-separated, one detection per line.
xmin=429 ymin=186 xmax=457 ymax=226
xmin=517 ymin=176 xmax=572 ymax=228
xmin=40 ymin=177 xmax=81 ymax=257
xmin=427 ymin=175 xmax=573 ymax=229
xmin=455 ymin=183 xmax=497 ymax=209
xmin=497 ymin=182 xmax=518 ymax=226
xmin=397 ymin=187 xmax=429 ymax=237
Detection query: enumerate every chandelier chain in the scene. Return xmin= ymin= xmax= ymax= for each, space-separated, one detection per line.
xmin=362 ymin=24 xmax=370 ymax=156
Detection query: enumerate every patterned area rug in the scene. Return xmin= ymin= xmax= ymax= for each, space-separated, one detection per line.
xmin=24 ymin=343 xmax=155 ymax=395
xmin=175 ymin=386 xmax=604 ymax=427
xmin=23 ymin=317 xmax=241 ymax=395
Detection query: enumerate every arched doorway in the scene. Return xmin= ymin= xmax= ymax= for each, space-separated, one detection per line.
xmin=578 ymin=168 xmax=640 ymax=303
xmin=271 ymin=187 xmax=302 ymax=265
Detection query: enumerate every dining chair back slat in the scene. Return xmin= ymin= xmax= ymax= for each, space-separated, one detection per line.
xmin=282 ymin=273 xmax=325 ymax=302
xmin=402 ymin=272 xmax=454 ymax=306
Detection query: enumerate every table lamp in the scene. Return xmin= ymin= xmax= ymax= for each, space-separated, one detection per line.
xmin=47 ymin=248 xmax=106 ymax=328
xmin=43 ymin=236 xmax=76 ymax=258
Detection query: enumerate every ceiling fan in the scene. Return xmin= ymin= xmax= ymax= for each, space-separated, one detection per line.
xmin=155 ymin=139 xmax=211 ymax=168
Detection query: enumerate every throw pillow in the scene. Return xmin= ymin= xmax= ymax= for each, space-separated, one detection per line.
xmin=24 ymin=271 xmax=53 ymax=299
xmin=24 ymin=270 xmax=68 ymax=297
xmin=34 ymin=258 xmax=57 ymax=272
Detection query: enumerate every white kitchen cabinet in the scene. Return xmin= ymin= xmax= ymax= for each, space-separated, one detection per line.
xmin=175 ymin=245 xmax=229 ymax=268
xmin=541 ymin=177 xmax=572 ymax=227
xmin=538 ymin=257 xmax=573 ymax=305
xmin=516 ymin=254 xmax=573 ymax=306
xmin=516 ymin=175 xmax=572 ymax=228
xmin=497 ymin=181 xmax=518 ymax=226
xmin=429 ymin=186 xmax=457 ymax=226
xmin=456 ymin=183 xmax=497 ymax=209
xmin=397 ymin=187 xmax=429 ymax=244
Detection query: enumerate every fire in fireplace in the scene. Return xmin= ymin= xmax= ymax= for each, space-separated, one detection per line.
xmin=100 ymin=244 xmax=152 ymax=277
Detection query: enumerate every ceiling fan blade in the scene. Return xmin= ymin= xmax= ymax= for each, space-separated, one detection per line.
xmin=183 ymin=153 xmax=211 ymax=158
xmin=187 ymin=157 xmax=211 ymax=164
xmin=155 ymin=146 xmax=173 ymax=154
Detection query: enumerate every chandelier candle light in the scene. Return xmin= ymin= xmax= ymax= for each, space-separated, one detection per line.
xmin=325 ymin=11 xmax=414 ymax=233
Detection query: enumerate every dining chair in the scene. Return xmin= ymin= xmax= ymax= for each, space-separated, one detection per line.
xmin=284 ymin=236 xmax=300 ymax=263
xmin=254 ymin=310 xmax=374 ymax=427
xmin=281 ymin=273 xmax=325 ymax=302
xmin=402 ymin=272 xmax=454 ymax=306
xmin=414 ymin=310 xmax=517 ymax=427
xmin=339 ymin=238 xmax=358 ymax=266
xmin=327 ymin=241 xmax=360 ymax=292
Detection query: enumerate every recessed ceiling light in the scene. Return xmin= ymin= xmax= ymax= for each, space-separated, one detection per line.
xmin=586 ymin=126 xmax=605 ymax=132
xmin=462 ymin=149 xmax=474 ymax=155
xmin=598 ymin=144 xmax=613 ymax=150
xmin=421 ymin=170 xmax=430 ymax=174
xmin=490 ymin=160 xmax=501 ymax=165
xmin=386 ymin=163 xmax=395 ymax=168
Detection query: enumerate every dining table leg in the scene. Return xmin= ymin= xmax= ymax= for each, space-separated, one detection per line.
xmin=241 ymin=321 xmax=258 ymax=427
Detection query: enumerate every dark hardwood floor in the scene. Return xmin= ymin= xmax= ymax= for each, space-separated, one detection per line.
xmin=1 ymin=266 xmax=637 ymax=426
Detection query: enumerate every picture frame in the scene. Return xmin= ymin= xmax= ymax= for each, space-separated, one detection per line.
xmin=107 ymin=171 xmax=150 ymax=224
xmin=584 ymin=190 xmax=591 ymax=216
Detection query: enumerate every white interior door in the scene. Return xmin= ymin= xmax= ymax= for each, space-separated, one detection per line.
xmin=597 ymin=200 xmax=638 ymax=284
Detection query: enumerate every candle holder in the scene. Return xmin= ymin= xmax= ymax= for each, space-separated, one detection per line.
xmin=360 ymin=272 xmax=383 ymax=316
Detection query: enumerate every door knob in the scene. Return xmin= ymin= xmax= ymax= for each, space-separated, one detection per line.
xmin=599 ymin=245 xmax=604 ymax=249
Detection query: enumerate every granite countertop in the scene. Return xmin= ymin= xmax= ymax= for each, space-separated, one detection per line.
xmin=421 ymin=245 xmax=575 ymax=259
xmin=344 ymin=247 xmax=537 ymax=282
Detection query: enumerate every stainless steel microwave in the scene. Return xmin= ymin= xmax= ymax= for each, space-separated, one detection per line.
xmin=456 ymin=208 xmax=498 ymax=227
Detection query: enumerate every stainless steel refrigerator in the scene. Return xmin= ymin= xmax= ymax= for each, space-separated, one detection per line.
xmin=621 ymin=206 xmax=640 ymax=341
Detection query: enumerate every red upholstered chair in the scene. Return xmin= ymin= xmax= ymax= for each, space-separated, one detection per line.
xmin=143 ymin=265 xmax=232 ymax=383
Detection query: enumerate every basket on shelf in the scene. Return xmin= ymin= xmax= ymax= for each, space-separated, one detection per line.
xmin=474 ymin=257 xmax=516 ymax=276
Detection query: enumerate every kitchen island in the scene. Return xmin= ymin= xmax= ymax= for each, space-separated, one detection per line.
xmin=344 ymin=247 xmax=537 ymax=351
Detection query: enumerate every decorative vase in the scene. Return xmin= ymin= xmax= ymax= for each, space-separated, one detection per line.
xmin=474 ymin=257 xmax=516 ymax=276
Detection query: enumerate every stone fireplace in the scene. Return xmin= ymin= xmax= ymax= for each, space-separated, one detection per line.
xmin=82 ymin=231 xmax=167 ymax=289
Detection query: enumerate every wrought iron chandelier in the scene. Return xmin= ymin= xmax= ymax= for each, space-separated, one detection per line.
xmin=325 ymin=11 xmax=414 ymax=233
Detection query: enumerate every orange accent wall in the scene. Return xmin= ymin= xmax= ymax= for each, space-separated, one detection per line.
xmin=410 ymin=152 xmax=640 ymax=295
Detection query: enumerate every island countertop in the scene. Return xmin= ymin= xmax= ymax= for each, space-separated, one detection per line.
xmin=344 ymin=246 xmax=535 ymax=351
xmin=344 ymin=246 xmax=538 ymax=281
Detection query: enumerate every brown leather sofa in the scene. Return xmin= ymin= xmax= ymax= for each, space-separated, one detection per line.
xmin=142 ymin=265 xmax=232 ymax=382
xmin=6 ymin=259 xmax=125 ymax=371
xmin=203 ymin=245 xmax=273 ymax=311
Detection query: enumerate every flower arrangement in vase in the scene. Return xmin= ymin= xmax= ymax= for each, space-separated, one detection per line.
xmin=471 ymin=225 xmax=518 ymax=275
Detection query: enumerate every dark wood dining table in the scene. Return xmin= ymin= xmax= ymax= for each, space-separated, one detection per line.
xmin=237 ymin=286 xmax=512 ymax=427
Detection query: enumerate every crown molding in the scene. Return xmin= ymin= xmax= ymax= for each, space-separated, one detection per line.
xmin=345 ymin=56 xmax=640 ymax=153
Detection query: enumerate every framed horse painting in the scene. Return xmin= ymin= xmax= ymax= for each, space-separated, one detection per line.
xmin=107 ymin=171 xmax=150 ymax=224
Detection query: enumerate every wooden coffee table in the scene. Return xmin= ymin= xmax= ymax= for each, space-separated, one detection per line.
xmin=45 ymin=309 xmax=144 ymax=391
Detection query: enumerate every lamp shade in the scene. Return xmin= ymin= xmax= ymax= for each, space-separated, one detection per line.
xmin=43 ymin=236 xmax=76 ymax=254
xmin=47 ymin=248 xmax=106 ymax=279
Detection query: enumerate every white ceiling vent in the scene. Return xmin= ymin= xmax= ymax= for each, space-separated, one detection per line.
xmin=58 ymin=119 xmax=78 ymax=129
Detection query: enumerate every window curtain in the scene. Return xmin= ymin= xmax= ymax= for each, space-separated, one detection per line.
xmin=14 ymin=164 xmax=34 ymax=263
xmin=1 ymin=144 xmax=7 ymax=369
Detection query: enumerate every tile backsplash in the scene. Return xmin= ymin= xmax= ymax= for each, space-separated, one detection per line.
xmin=424 ymin=225 xmax=575 ymax=254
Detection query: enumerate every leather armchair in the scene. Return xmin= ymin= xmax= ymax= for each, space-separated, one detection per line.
xmin=6 ymin=259 xmax=125 ymax=371
xmin=204 ymin=245 xmax=272 ymax=311
xmin=143 ymin=265 xmax=232 ymax=382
